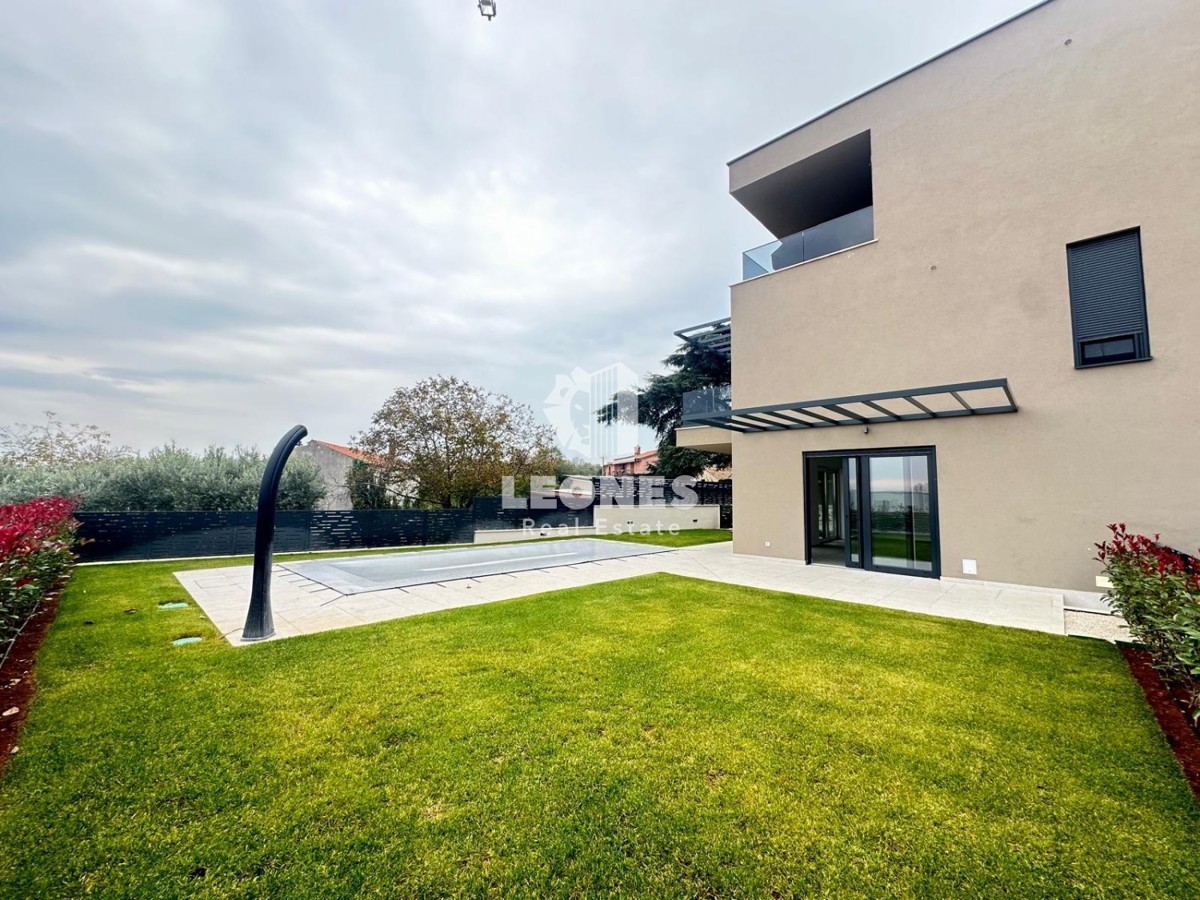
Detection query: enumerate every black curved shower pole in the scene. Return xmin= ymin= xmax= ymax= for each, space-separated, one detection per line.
xmin=243 ymin=424 xmax=308 ymax=641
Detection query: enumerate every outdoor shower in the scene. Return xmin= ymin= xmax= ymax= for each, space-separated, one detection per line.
xmin=242 ymin=424 xmax=308 ymax=641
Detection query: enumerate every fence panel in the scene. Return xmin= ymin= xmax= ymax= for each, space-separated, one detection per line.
xmin=75 ymin=483 xmax=731 ymax=563
xmin=588 ymin=477 xmax=731 ymax=507
xmin=77 ymin=508 xmax=469 ymax=562
xmin=471 ymin=496 xmax=593 ymax=531
xmin=307 ymin=510 xmax=367 ymax=551
xmin=425 ymin=509 xmax=476 ymax=544
xmin=76 ymin=511 xmax=259 ymax=562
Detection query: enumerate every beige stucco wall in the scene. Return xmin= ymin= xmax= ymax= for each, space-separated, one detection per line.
xmin=677 ymin=425 xmax=734 ymax=454
xmin=723 ymin=0 xmax=1199 ymax=591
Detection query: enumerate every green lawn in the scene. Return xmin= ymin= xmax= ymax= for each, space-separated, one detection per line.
xmin=594 ymin=527 xmax=731 ymax=548
xmin=1 ymin=542 xmax=1197 ymax=897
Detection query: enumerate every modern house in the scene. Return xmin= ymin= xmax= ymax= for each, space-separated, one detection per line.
xmin=677 ymin=0 xmax=1198 ymax=594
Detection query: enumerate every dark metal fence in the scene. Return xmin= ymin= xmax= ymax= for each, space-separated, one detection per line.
xmin=471 ymin=496 xmax=593 ymax=531
xmin=589 ymin=477 xmax=731 ymax=507
xmin=75 ymin=481 xmax=734 ymax=563
xmin=720 ymin=505 xmax=733 ymax=529
xmin=76 ymin=509 xmax=474 ymax=563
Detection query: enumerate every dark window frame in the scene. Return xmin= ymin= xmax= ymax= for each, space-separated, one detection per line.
xmin=802 ymin=446 xmax=941 ymax=580
xmin=1079 ymin=334 xmax=1141 ymax=365
xmin=1066 ymin=227 xmax=1151 ymax=369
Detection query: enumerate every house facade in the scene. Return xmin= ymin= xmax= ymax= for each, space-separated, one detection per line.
xmin=603 ymin=446 xmax=659 ymax=477
xmin=677 ymin=0 xmax=1198 ymax=594
xmin=292 ymin=440 xmax=379 ymax=510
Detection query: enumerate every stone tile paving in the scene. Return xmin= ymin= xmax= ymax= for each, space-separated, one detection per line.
xmin=176 ymin=542 xmax=1123 ymax=646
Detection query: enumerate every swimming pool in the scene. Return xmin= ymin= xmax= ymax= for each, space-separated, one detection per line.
xmin=279 ymin=539 xmax=672 ymax=595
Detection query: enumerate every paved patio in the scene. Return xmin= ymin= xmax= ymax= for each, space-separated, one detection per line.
xmin=176 ymin=541 xmax=1126 ymax=645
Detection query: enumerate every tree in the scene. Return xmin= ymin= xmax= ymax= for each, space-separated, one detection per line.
xmin=552 ymin=453 xmax=602 ymax=479
xmin=0 ymin=412 xmax=131 ymax=468
xmin=346 ymin=459 xmax=400 ymax=510
xmin=354 ymin=376 xmax=560 ymax=508
xmin=597 ymin=342 xmax=732 ymax=480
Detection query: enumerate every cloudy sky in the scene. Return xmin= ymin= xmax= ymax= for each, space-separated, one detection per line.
xmin=0 ymin=0 xmax=1032 ymax=458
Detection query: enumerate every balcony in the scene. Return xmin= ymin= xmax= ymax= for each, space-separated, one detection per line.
xmin=742 ymin=206 xmax=874 ymax=281
xmin=682 ymin=384 xmax=732 ymax=421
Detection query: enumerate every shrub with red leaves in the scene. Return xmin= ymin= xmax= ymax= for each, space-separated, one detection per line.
xmin=0 ymin=496 xmax=78 ymax=660
xmin=1097 ymin=523 xmax=1200 ymax=724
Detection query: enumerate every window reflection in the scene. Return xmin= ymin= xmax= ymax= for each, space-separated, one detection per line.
xmin=868 ymin=455 xmax=932 ymax=572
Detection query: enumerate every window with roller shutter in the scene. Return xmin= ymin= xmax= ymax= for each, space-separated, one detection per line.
xmin=1066 ymin=228 xmax=1150 ymax=368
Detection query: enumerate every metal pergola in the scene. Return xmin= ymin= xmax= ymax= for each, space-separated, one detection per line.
xmin=681 ymin=378 xmax=1018 ymax=432
xmin=675 ymin=317 xmax=732 ymax=357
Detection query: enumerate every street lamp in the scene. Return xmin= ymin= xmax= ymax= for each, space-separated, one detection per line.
xmin=478 ymin=0 xmax=497 ymax=20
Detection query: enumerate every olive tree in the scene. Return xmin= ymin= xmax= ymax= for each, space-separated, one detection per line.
xmin=0 ymin=412 xmax=131 ymax=468
xmin=0 ymin=445 xmax=324 ymax=511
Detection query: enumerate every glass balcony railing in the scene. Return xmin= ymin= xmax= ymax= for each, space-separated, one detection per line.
xmin=742 ymin=206 xmax=874 ymax=281
xmin=682 ymin=384 xmax=732 ymax=421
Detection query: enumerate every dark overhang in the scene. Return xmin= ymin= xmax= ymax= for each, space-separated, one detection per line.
xmin=675 ymin=317 xmax=731 ymax=357
xmin=682 ymin=378 xmax=1017 ymax=432
xmin=732 ymin=131 xmax=872 ymax=238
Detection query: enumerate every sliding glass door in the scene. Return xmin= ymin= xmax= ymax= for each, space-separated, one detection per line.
xmin=866 ymin=454 xmax=934 ymax=574
xmin=806 ymin=458 xmax=864 ymax=571
xmin=805 ymin=456 xmax=848 ymax=566
xmin=804 ymin=448 xmax=938 ymax=578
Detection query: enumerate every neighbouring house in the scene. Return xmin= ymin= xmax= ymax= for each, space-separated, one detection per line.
xmin=603 ymin=445 xmax=658 ymax=477
xmin=676 ymin=0 xmax=1198 ymax=595
xmin=599 ymin=448 xmax=729 ymax=482
xmin=292 ymin=440 xmax=382 ymax=510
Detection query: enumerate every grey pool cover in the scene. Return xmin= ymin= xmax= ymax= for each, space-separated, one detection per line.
xmin=280 ymin=538 xmax=672 ymax=595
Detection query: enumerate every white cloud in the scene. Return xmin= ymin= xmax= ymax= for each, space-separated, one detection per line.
xmin=0 ymin=0 xmax=1037 ymax=452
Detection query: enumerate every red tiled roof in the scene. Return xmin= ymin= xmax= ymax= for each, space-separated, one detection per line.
xmin=309 ymin=440 xmax=384 ymax=465
xmin=608 ymin=449 xmax=658 ymax=465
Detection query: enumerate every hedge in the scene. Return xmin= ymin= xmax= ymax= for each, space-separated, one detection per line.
xmin=0 ymin=497 xmax=79 ymax=662
xmin=1097 ymin=523 xmax=1200 ymax=724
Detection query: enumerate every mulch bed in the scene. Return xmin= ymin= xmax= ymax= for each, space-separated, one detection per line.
xmin=1119 ymin=644 xmax=1200 ymax=799
xmin=0 ymin=580 xmax=67 ymax=777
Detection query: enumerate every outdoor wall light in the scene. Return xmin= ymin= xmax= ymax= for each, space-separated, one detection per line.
xmin=478 ymin=0 xmax=497 ymax=20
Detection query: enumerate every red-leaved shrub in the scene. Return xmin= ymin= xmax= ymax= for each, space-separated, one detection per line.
xmin=0 ymin=497 xmax=78 ymax=660
xmin=1097 ymin=523 xmax=1200 ymax=725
